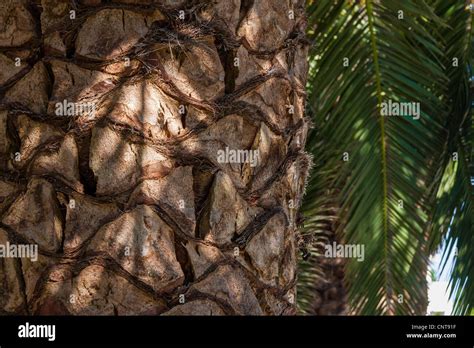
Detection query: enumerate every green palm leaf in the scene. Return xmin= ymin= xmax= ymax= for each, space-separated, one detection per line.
xmin=427 ymin=0 xmax=473 ymax=315
xmin=302 ymin=0 xmax=450 ymax=315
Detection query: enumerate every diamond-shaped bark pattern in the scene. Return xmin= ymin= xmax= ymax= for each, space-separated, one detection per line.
xmin=0 ymin=1 xmax=36 ymax=46
xmin=128 ymin=166 xmax=196 ymax=235
xmin=0 ymin=54 xmax=23 ymax=86
xmin=48 ymin=60 xmax=118 ymax=112
xmin=4 ymin=62 xmax=50 ymax=114
xmin=30 ymin=133 xmax=83 ymax=192
xmin=21 ymin=253 xmax=54 ymax=303
xmin=0 ymin=0 xmax=308 ymax=315
xmin=62 ymin=192 xmax=121 ymax=251
xmin=36 ymin=265 xmax=167 ymax=315
xmin=191 ymin=265 xmax=263 ymax=315
xmin=107 ymin=81 xmax=183 ymax=138
xmin=90 ymin=125 xmax=173 ymax=196
xmin=14 ymin=115 xmax=64 ymax=169
xmin=238 ymin=0 xmax=299 ymax=52
xmin=2 ymin=179 xmax=63 ymax=253
xmin=0 ymin=228 xmax=24 ymax=313
xmin=87 ymin=205 xmax=184 ymax=293
xmin=76 ymin=9 xmax=164 ymax=60
xmin=154 ymin=40 xmax=225 ymax=101
xmin=201 ymin=171 xmax=260 ymax=245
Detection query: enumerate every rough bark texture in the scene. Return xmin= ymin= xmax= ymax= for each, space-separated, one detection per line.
xmin=0 ymin=0 xmax=309 ymax=315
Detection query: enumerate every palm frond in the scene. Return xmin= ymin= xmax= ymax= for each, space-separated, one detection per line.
xmin=302 ymin=0 xmax=450 ymax=315
xmin=426 ymin=0 xmax=473 ymax=315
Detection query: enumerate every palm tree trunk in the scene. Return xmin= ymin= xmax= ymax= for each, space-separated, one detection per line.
xmin=0 ymin=0 xmax=309 ymax=315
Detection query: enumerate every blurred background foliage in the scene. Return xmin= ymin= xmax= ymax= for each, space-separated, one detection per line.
xmin=298 ymin=0 xmax=473 ymax=315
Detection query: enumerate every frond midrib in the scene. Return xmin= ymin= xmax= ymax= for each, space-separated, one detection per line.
xmin=366 ymin=0 xmax=392 ymax=314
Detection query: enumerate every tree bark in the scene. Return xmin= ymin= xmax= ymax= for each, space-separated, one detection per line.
xmin=0 ymin=0 xmax=309 ymax=315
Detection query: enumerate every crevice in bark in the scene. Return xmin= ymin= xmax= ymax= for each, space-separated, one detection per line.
xmin=65 ymin=41 xmax=75 ymax=60
xmin=43 ymin=60 xmax=56 ymax=102
xmin=14 ymin=256 xmax=30 ymax=315
xmin=58 ymin=196 xmax=68 ymax=254
xmin=216 ymin=41 xmax=238 ymax=94
xmin=174 ymin=238 xmax=195 ymax=285
xmin=25 ymin=1 xmax=42 ymax=36
xmin=196 ymin=200 xmax=211 ymax=241
xmin=5 ymin=112 xmax=20 ymax=165
xmin=238 ymin=0 xmax=255 ymax=30
xmin=192 ymin=167 xmax=215 ymax=239
xmin=76 ymin=132 xmax=97 ymax=195
xmin=180 ymin=103 xmax=187 ymax=129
